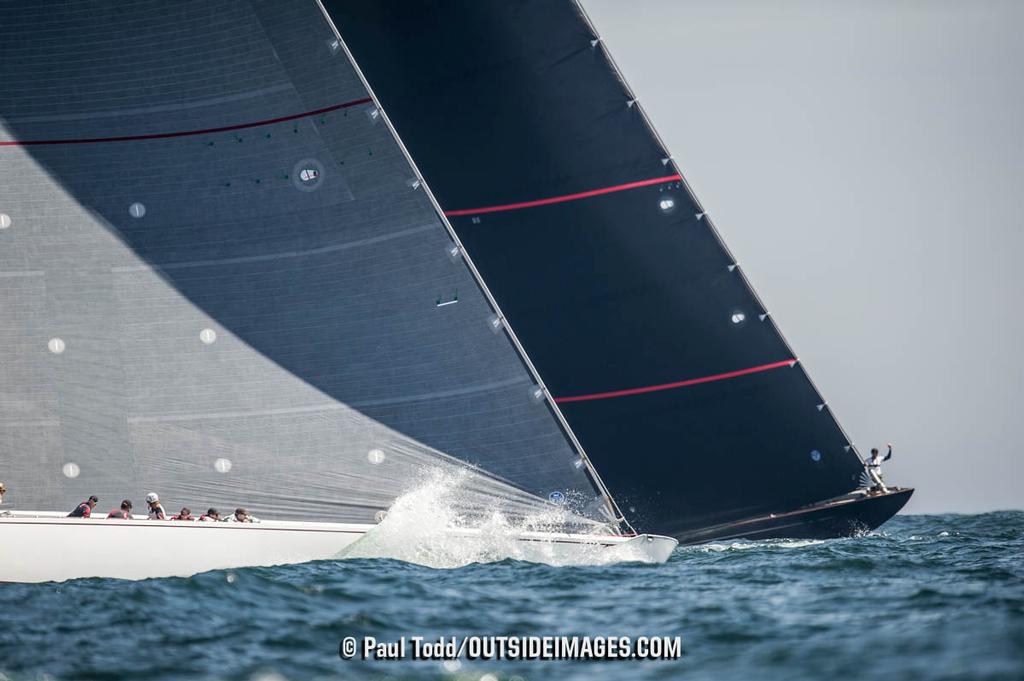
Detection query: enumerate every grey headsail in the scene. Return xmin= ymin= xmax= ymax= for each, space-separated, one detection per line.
xmin=0 ymin=0 xmax=616 ymax=529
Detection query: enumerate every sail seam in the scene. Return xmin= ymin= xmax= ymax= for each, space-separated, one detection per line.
xmin=554 ymin=359 xmax=797 ymax=403
xmin=110 ymin=224 xmax=437 ymax=273
xmin=0 ymin=98 xmax=372 ymax=147
xmin=127 ymin=377 xmax=530 ymax=423
xmin=444 ymin=174 xmax=681 ymax=216
xmin=1 ymin=84 xmax=295 ymax=124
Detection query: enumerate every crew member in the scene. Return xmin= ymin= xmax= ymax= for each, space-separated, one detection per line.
xmin=107 ymin=499 xmax=133 ymax=519
xmin=145 ymin=492 xmax=167 ymax=520
xmin=199 ymin=508 xmax=220 ymax=522
xmin=227 ymin=507 xmax=259 ymax=523
xmin=68 ymin=495 xmax=98 ymax=518
xmin=865 ymin=443 xmax=893 ymax=494
xmin=0 ymin=482 xmax=6 ymax=504
xmin=171 ymin=507 xmax=194 ymax=521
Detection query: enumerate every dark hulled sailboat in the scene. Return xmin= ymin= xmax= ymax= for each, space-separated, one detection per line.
xmin=322 ymin=0 xmax=913 ymax=543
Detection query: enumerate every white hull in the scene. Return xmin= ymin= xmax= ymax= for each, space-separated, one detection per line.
xmin=0 ymin=512 xmax=676 ymax=583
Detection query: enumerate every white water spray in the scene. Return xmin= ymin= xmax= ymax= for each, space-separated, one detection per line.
xmin=339 ymin=470 xmax=658 ymax=568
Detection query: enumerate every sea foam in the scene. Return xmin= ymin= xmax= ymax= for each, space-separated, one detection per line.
xmin=338 ymin=470 xmax=658 ymax=568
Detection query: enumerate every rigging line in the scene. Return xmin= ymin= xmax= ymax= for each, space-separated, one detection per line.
xmin=571 ymin=0 xmax=864 ymax=464
xmin=444 ymin=174 xmax=682 ymax=216
xmin=0 ymin=98 xmax=372 ymax=147
xmin=554 ymin=359 xmax=797 ymax=404
xmin=315 ymin=0 xmax=634 ymax=534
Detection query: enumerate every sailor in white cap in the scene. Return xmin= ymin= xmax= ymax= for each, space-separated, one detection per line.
xmin=145 ymin=492 xmax=167 ymax=520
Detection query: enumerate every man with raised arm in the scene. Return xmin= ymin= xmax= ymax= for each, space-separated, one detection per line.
xmin=865 ymin=443 xmax=894 ymax=494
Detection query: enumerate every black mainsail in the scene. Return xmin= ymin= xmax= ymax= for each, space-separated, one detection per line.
xmin=323 ymin=0 xmax=912 ymax=540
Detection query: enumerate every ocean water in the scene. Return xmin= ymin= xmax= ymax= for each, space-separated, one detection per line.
xmin=1 ymin=511 xmax=1021 ymax=681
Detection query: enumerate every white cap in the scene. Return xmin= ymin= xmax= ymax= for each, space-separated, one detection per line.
xmin=145 ymin=492 xmax=159 ymax=503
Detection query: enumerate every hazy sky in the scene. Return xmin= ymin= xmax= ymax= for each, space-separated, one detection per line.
xmin=582 ymin=0 xmax=1024 ymax=514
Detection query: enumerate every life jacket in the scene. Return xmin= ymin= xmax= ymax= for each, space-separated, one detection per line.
xmin=148 ymin=504 xmax=166 ymax=520
xmin=68 ymin=502 xmax=92 ymax=518
xmin=107 ymin=509 xmax=130 ymax=519
xmin=199 ymin=514 xmax=219 ymax=522
xmin=171 ymin=514 xmax=193 ymax=521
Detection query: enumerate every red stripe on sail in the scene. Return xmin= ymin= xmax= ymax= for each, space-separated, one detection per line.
xmin=0 ymin=98 xmax=373 ymax=147
xmin=554 ymin=359 xmax=797 ymax=404
xmin=444 ymin=174 xmax=682 ymax=217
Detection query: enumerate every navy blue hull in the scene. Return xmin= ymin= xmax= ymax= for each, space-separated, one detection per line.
xmin=674 ymin=488 xmax=915 ymax=545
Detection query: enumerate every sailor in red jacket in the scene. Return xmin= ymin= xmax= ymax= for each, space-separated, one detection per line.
xmin=68 ymin=495 xmax=98 ymax=518
xmin=171 ymin=507 xmax=194 ymax=521
xmin=107 ymin=499 xmax=133 ymax=519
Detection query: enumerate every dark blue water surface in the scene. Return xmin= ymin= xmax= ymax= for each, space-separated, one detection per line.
xmin=1 ymin=512 xmax=1021 ymax=681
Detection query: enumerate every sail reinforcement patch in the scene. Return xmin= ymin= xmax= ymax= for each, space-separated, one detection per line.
xmin=292 ymin=159 xmax=325 ymax=192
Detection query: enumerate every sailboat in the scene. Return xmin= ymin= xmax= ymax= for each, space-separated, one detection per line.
xmin=0 ymin=0 xmax=675 ymax=583
xmin=324 ymin=0 xmax=914 ymax=543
